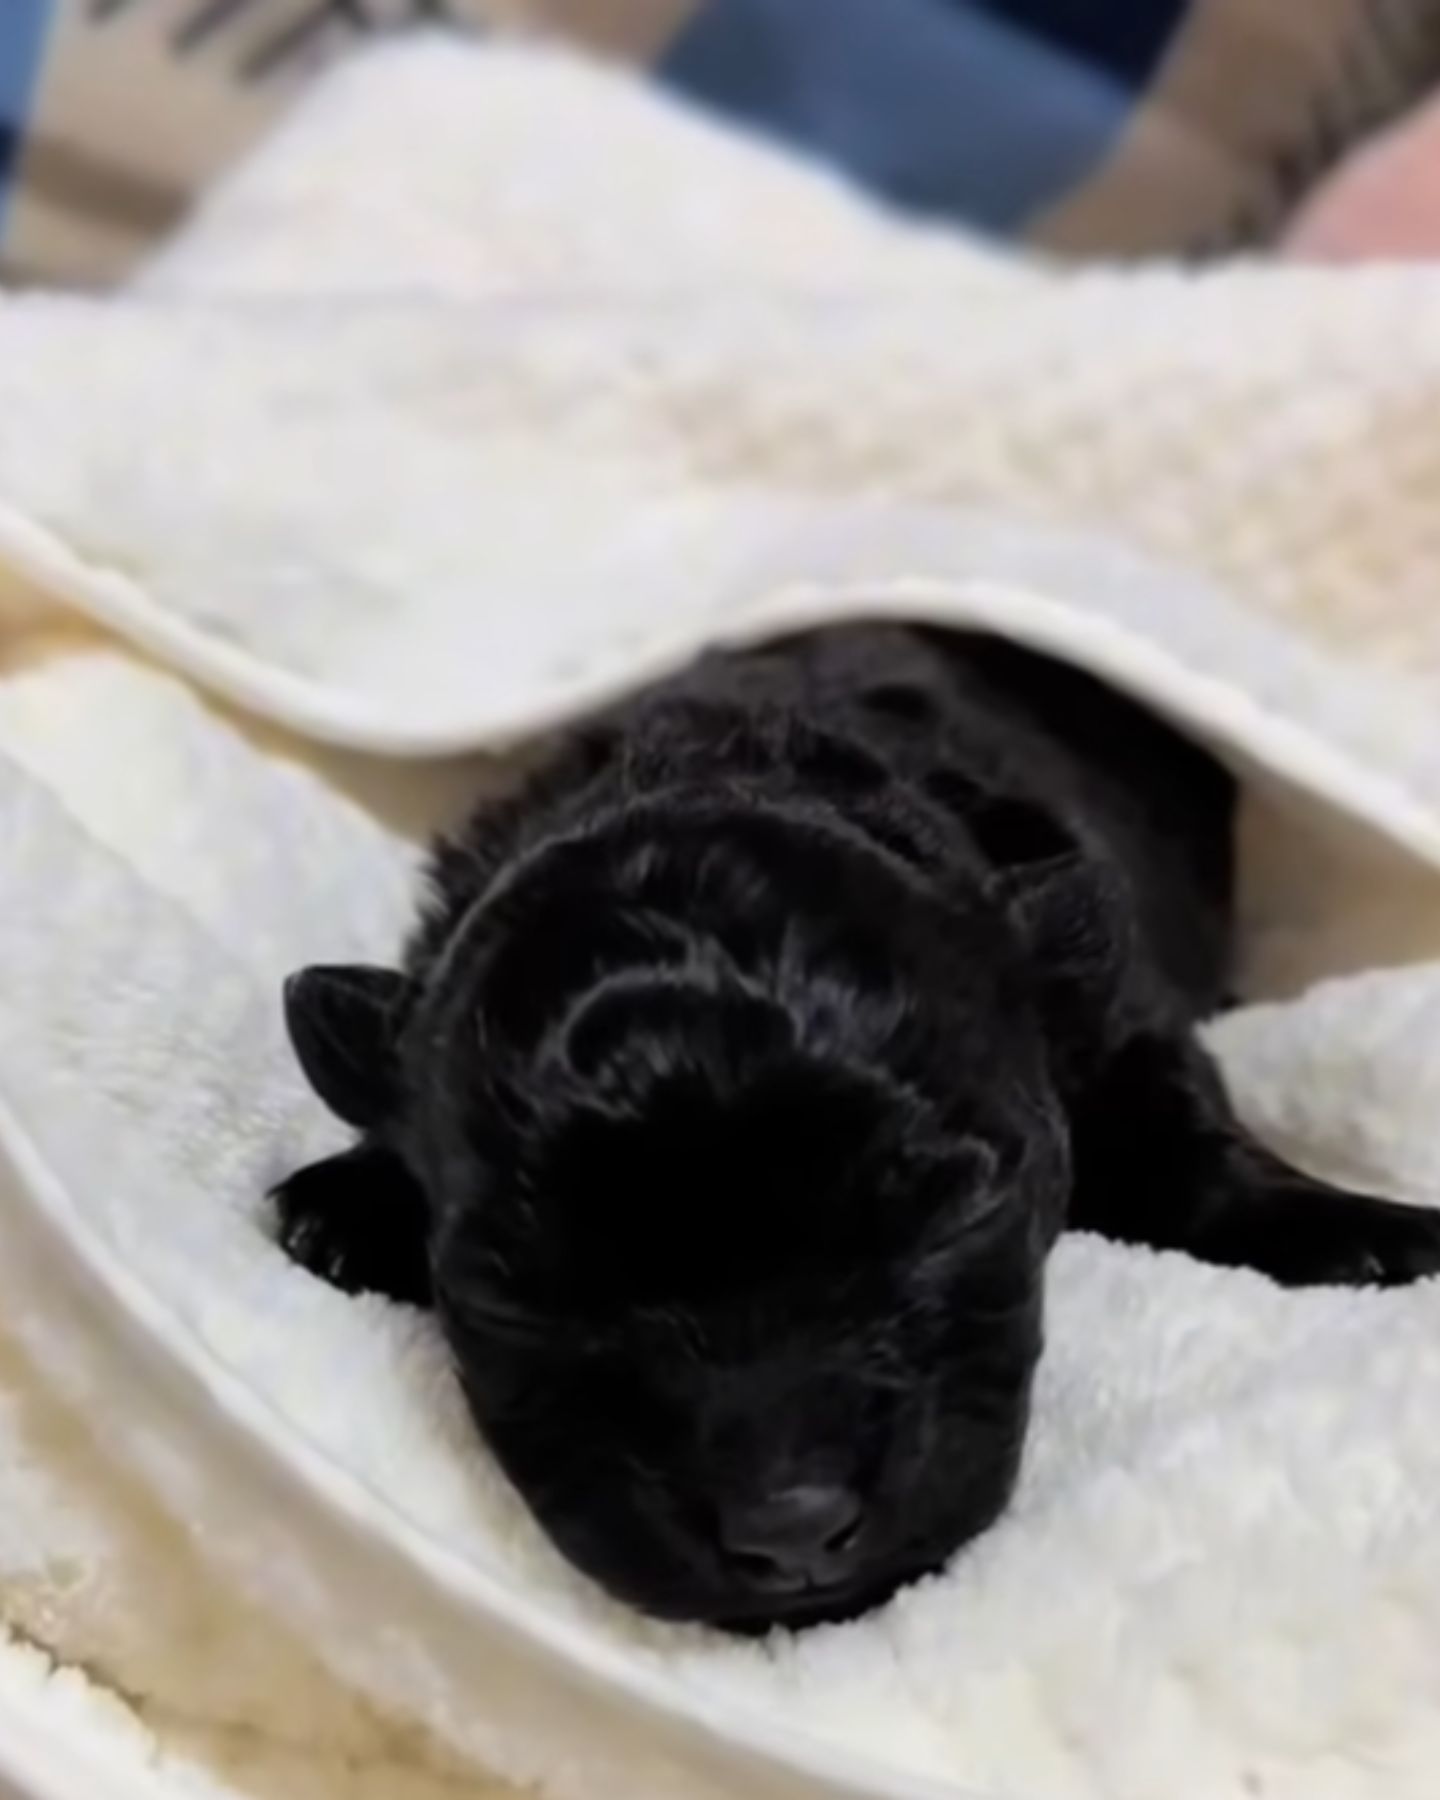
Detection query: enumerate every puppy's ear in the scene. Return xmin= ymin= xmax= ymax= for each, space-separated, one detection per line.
xmin=283 ymin=964 xmax=412 ymax=1129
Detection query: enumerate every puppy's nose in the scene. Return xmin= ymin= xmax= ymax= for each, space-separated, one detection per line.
xmin=720 ymin=1484 xmax=864 ymax=1586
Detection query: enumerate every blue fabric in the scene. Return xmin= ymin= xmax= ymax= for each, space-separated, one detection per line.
xmin=660 ymin=0 xmax=1154 ymax=230
xmin=0 ymin=0 xmax=51 ymax=234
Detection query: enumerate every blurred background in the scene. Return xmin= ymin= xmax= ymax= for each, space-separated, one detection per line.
xmin=6 ymin=0 xmax=1440 ymax=285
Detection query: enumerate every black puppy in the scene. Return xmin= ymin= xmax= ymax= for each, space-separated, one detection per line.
xmin=274 ymin=625 xmax=1440 ymax=1631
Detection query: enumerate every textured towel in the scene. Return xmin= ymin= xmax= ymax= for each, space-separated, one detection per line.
xmin=7 ymin=35 xmax=1440 ymax=1800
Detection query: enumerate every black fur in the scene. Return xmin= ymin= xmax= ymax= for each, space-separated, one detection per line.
xmin=273 ymin=625 xmax=1440 ymax=1630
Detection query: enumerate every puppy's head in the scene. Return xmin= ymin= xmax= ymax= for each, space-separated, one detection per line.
xmin=288 ymin=806 xmax=1075 ymax=1629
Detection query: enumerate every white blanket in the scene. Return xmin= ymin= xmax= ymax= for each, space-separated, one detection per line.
xmin=4 ymin=35 xmax=1440 ymax=1800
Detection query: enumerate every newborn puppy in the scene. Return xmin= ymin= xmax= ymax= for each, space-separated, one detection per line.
xmin=274 ymin=625 xmax=1440 ymax=1631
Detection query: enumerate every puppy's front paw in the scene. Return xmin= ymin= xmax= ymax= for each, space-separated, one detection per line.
xmin=272 ymin=1155 xmax=359 ymax=1286
xmin=1303 ymin=1191 xmax=1440 ymax=1288
xmin=1238 ymin=1184 xmax=1440 ymax=1289
xmin=271 ymin=1142 xmax=431 ymax=1305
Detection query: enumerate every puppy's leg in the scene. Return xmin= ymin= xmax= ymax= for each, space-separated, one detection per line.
xmin=272 ymin=1140 xmax=432 ymax=1304
xmin=1069 ymin=1033 xmax=1440 ymax=1287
